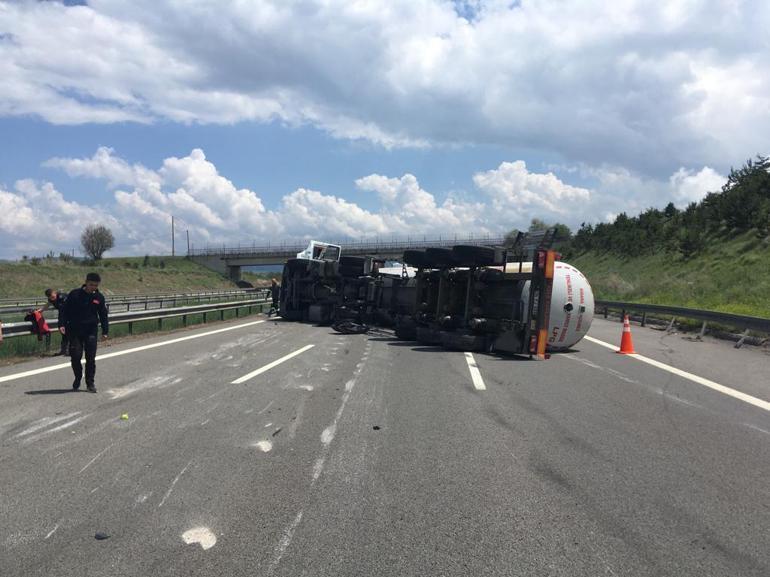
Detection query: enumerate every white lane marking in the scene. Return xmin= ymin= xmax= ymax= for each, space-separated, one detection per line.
xmin=15 ymin=413 xmax=80 ymax=438
xmin=44 ymin=525 xmax=59 ymax=540
xmin=231 ymin=345 xmax=315 ymax=384
xmin=182 ymin=527 xmax=217 ymax=550
xmin=158 ymin=460 xmax=193 ymax=507
xmin=254 ymin=440 xmax=273 ymax=452
xmin=584 ymin=335 xmax=770 ymax=413
xmin=0 ymin=320 xmax=267 ymax=384
xmin=200 ymin=419 xmax=211 ymax=426
xmin=79 ymin=443 xmax=114 ymax=474
xmin=464 ymin=352 xmax=486 ymax=390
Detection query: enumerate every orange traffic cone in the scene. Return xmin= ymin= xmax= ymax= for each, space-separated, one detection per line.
xmin=617 ymin=315 xmax=636 ymax=354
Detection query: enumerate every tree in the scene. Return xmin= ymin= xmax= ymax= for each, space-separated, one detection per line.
xmin=81 ymin=224 xmax=114 ymax=261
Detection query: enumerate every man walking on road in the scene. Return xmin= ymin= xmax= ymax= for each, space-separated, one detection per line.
xmin=39 ymin=288 xmax=68 ymax=355
xmin=59 ymin=273 xmax=109 ymax=393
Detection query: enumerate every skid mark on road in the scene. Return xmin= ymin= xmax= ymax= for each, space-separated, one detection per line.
xmin=15 ymin=412 xmax=81 ymax=438
xmin=21 ymin=415 xmax=89 ymax=444
xmin=266 ymin=340 xmax=372 ymax=574
xmin=158 ymin=460 xmax=194 ymax=508
xmin=561 ymin=354 xmax=638 ymax=384
xmin=79 ymin=443 xmax=115 ymax=474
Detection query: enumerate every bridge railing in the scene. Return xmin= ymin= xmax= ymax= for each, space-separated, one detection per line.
xmin=189 ymin=235 xmax=507 ymax=257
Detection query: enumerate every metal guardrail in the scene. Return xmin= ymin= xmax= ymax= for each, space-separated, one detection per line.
xmin=0 ymin=288 xmax=270 ymax=315
xmin=596 ymin=300 xmax=770 ymax=347
xmin=189 ymin=236 xmax=507 ymax=257
xmin=0 ymin=298 xmax=271 ymax=340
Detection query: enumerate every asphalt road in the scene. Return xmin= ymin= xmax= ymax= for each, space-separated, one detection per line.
xmin=0 ymin=315 xmax=768 ymax=576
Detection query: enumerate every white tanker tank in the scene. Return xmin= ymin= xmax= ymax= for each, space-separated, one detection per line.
xmin=519 ymin=261 xmax=595 ymax=350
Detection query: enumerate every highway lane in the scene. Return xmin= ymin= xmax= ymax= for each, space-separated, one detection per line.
xmin=0 ymin=315 xmax=768 ymax=576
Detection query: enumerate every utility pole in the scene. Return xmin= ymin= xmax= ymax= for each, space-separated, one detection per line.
xmin=186 ymin=229 xmax=190 ymax=255
xmin=171 ymin=215 xmax=175 ymax=256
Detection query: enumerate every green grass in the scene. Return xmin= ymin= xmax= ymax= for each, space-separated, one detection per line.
xmin=569 ymin=232 xmax=770 ymax=318
xmin=0 ymin=256 xmax=238 ymax=298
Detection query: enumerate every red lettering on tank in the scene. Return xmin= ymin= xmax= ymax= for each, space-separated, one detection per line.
xmin=579 ymin=287 xmax=585 ymax=305
xmin=575 ymin=313 xmax=583 ymax=332
xmin=565 ymin=274 xmax=573 ymax=302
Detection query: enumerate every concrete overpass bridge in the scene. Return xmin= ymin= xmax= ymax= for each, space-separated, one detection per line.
xmin=189 ymin=236 xmax=506 ymax=280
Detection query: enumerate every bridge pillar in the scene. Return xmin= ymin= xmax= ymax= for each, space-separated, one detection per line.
xmin=227 ymin=265 xmax=242 ymax=282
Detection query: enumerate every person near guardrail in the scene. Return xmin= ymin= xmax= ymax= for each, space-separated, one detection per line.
xmin=59 ymin=273 xmax=109 ymax=393
xmin=38 ymin=288 xmax=68 ymax=355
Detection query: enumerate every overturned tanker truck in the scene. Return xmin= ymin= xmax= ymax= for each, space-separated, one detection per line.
xmin=279 ymin=233 xmax=594 ymax=359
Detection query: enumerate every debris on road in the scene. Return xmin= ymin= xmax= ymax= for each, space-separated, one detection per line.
xmin=94 ymin=531 xmax=110 ymax=540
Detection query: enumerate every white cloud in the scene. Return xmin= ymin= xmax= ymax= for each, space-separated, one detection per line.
xmin=0 ymin=147 xmax=729 ymax=258
xmin=669 ymin=166 xmax=725 ymax=207
xmin=1 ymin=1 xmax=768 ymax=174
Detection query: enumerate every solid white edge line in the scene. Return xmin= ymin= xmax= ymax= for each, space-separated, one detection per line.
xmin=0 ymin=319 xmax=267 ymax=384
xmin=583 ymin=335 xmax=770 ymax=412
xmin=464 ymin=352 xmax=486 ymax=391
xmin=232 ymin=344 xmax=315 ymax=384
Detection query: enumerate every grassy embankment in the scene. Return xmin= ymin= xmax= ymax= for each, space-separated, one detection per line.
xmin=568 ymin=232 xmax=770 ymax=319
xmin=0 ymin=256 xmax=272 ymax=362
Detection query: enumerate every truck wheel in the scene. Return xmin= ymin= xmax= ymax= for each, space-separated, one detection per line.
xmin=424 ymin=248 xmax=460 ymax=268
xmin=451 ymin=245 xmax=502 ymax=266
xmin=402 ymin=250 xmax=434 ymax=269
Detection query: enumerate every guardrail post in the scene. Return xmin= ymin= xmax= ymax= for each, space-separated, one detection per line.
xmin=128 ymin=322 xmax=133 ymax=335
xmin=203 ymin=312 xmax=207 ymax=323
xmin=157 ymin=318 xmax=163 ymax=331
xmin=641 ymin=312 xmax=647 ymax=327
xmin=235 ymin=307 xmax=239 ymax=318
xmin=696 ymin=320 xmax=707 ymax=341
xmin=182 ymin=315 xmax=187 ymax=327
xmin=220 ymin=309 xmax=225 ymax=321
xmin=604 ymin=306 xmax=608 ymax=319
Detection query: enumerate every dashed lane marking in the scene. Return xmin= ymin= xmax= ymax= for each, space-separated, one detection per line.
xmin=464 ymin=352 xmax=486 ymax=390
xmin=231 ymin=345 xmax=315 ymax=384
xmin=0 ymin=320 xmax=267 ymax=384
xmin=584 ymin=335 xmax=770 ymax=413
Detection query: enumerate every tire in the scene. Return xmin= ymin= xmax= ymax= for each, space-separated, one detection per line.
xmin=440 ymin=331 xmax=486 ymax=351
xmin=451 ymin=245 xmax=502 ymax=267
xmin=424 ymin=248 xmax=460 ymax=268
xmin=339 ymin=256 xmax=368 ymax=268
xmin=338 ymin=265 xmax=364 ymax=278
xmin=402 ymin=250 xmax=434 ymax=269
xmin=416 ymin=326 xmax=443 ymax=345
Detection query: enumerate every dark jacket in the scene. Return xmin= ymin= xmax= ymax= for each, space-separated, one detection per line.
xmin=60 ymin=287 xmax=109 ymax=335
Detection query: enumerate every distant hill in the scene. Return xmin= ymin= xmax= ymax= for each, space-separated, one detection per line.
xmin=0 ymin=256 xmax=238 ymax=298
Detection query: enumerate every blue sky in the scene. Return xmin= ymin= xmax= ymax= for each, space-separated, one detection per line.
xmin=1 ymin=0 xmax=767 ymax=258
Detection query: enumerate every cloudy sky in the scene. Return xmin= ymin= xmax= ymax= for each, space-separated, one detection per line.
xmin=1 ymin=0 xmax=767 ymax=258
